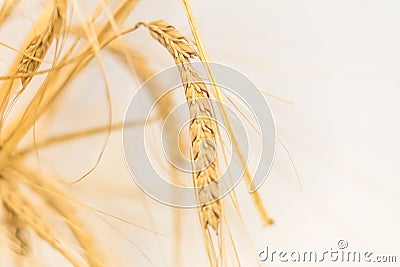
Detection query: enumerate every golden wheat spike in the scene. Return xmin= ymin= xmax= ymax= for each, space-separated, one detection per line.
xmin=142 ymin=20 xmax=224 ymax=266
xmin=145 ymin=20 xmax=222 ymax=232
xmin=17 ymin=0 xmax=66 ymax=87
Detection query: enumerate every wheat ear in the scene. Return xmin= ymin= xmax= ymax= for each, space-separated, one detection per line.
xmin=141 ymin=20 xmax=223 ymax=265
xmin=144 ymin=20 xmax=222 ymax=232
xmin=16 ymin=0 xmax=66 ymax=87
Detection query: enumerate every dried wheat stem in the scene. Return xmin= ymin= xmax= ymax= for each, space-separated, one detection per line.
xmin=17 ymin=120 xmax=146 ymax=156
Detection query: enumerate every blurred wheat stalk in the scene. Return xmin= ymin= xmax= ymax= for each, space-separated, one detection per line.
xmin=0 ymin=0 xmax=273 ymax=266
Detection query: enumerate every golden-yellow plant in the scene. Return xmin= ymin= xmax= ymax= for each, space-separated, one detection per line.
xmin=0 ymin=0 xmax=274 ymax=266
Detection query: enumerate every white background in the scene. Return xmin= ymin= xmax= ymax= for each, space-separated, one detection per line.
xmin=0 ymin=0 xmax=399 ymax=266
